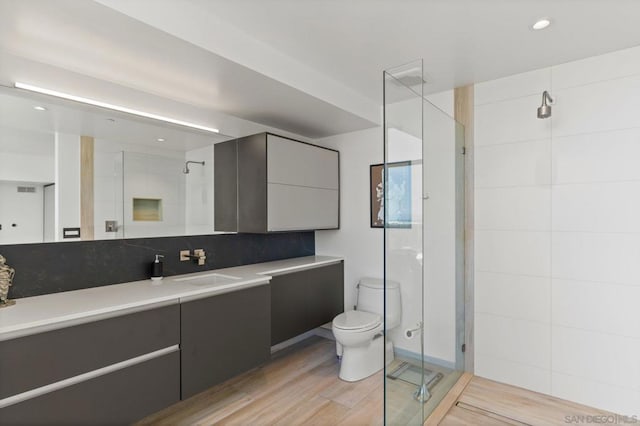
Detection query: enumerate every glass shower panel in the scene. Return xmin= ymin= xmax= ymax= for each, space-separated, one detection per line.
xmin=421 ymin=99 xmax=466 ymax=417
xmin=383 ymin=60 xmax=426 ymax=425
xmin=384 ymin=61 xmax=465 ymax=425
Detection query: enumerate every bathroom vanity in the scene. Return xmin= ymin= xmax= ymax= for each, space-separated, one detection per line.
xmin=0 ymin=256 xmax=343 ymax=424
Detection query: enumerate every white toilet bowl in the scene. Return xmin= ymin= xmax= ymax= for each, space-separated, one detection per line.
xmin=332 ymin=310 xmax=394 ymax=382
xmin=332 ymin=277 xmax=401 ymax=382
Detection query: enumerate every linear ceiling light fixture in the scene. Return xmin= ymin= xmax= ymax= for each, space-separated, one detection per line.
xmin=14 ymin=82 xmax=219 ymax=134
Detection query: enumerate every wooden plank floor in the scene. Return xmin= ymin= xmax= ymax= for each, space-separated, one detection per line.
xmin=437 ymin=376 xmax=615 ymax=426
xmin=136 ymin=336 xmax=383 ymax=425
xmin=138 ymin=336 xmax=613 ymax=425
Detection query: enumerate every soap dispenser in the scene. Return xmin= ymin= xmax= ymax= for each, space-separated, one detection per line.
xmin=151 ymin=255 xmax=164 ymax=281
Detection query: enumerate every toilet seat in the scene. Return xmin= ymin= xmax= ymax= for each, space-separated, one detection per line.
xmin=333 ymin=311 xmax=381 ymax=332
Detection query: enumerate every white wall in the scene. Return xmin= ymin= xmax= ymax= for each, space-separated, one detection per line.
xmin=94 ymin=143 xmax=124 ymax=240
xmin=474 ymin=45 xmax=640 ymax=415
xmin=122 ymin=151 xmax=186 ymax=238
xmin=315 ymin=127 xmax=383 ymax=313
xmin=0 ymin=127 xmax=54 ymax=183
xmin=0 ymin=182 xmax=45 ymax=244
xmin=0 ymin=126 xmax=54 ymax=243
xmin=185 ymin=145 xmax=215 ymax=235
xmin=422 ymin=100 xmax=459 ymax=364
xmin=55 ymin=133 xmax=81 ymax=241
xmin=315 ymin=90 xmax=460 ymax=365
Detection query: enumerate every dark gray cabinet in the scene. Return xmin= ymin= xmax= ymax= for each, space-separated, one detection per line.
xmin=0 ymin=351 xmax=180 ymax=426
xmin=0 ymin=304 xmax=180 ymax=425
xmin=215 ymin=132 xmax=340 ymax=233
xmin=0 ymin=261 xmax=343 ymax=423
xmin=271 ymin=262 xmax=344 ymax=345
xmin=180 ymin=284 xmax=271 ymax=399
xmin=0 ymin=303 xmax=179 ymax=399
xmin=213 ymin=137 xmax=238 ymax=232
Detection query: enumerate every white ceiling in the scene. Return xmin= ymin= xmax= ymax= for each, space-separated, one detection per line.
xmin=3 ymin=0 xmax=640 ymax=140
xmin=0 ymin=0 xmax=376 ymax=139
xmin=194 ymin=0 xmax=640 ymax=100
xmin=0 ymin=88 xmax=227 ymax=153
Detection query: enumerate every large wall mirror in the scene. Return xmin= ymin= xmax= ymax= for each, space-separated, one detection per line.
xmin=0 ymin=87 xmax=236 ymax=245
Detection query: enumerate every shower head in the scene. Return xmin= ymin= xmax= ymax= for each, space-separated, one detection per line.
xmin=537 ymin=91 xmax=554 ymax=119
xmin=183 ymin=160 xmax=205 ymax=174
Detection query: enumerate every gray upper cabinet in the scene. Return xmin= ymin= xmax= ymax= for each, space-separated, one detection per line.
xmin=215 ymin=132 xmax=339 ymax=233
xmin=266 ymin=135 xmax=338 ymax=190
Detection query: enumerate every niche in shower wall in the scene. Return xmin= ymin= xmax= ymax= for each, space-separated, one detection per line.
xmin=132 ymin=198 xmax=163 ymax=221
xmin=123 ymin=151 xmax=186 ymax=238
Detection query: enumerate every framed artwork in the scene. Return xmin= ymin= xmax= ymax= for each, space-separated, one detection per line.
xmin=370 ymin=161 xmax=412 ymax=228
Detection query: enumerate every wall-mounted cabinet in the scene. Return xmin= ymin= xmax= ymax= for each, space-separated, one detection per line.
xmin=271 ymin=261 xmax=344 ymax=345
xmin=180 ymin=285 xmax=271 ymax=399
xmin=0 ymin=260 xmax=343 ymax=423
xmin=215 ymin=133 xmax=339 ymax=233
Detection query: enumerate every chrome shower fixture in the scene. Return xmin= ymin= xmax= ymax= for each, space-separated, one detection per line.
xmin=537 ymin=90 xmax=554 ymax=119
xmin=183 ymin=160 xmax=205 ymax=174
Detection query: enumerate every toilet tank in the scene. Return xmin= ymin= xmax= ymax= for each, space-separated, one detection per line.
xmin=357 ymin=278 xmax=401 ymax=329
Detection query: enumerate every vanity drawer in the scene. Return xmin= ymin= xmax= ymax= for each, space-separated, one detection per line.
xmin=0 ymin=350 xmax=180 ymax=425
xmin=0 ymin=302 xmax=179 ymax=399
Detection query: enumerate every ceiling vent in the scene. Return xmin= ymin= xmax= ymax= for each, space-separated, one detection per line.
xmin=386 ymin=67 xmax=429 ymax=89
xmin=391 ymin=75 xmax=426 ymax=88
xmin=17 ymin=186 xmax=36 ymax=193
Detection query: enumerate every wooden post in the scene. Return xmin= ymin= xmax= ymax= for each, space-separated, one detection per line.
xmin=80 ymin=136 xmax=94 ymax=240
xmin=454 ymin=85 xmax=474 ymax=373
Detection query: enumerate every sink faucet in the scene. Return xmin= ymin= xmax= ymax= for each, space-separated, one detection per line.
xmin=180 ymin=249 xmax=206 ymax=266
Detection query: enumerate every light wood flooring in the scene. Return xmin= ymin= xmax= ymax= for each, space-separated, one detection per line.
xmin=138 ymin=336 xmax=614 ymax=425
xmin=432 ymin=375 xmax=616 ymax=425
xmin=137 ymin=336 xmax=384 ymax=425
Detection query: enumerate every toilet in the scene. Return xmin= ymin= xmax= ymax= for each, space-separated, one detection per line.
xmin=332 ymin=278 xmax=401 ymax=382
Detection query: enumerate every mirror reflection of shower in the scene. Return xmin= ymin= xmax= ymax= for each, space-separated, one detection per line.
xmin=183 ymin=160 xmax=205 ymax=174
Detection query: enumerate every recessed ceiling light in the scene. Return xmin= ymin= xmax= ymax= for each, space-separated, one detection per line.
xmin=157 ymin=138 xmax=165 ymax=142
xmin=33 ymin=106 xmax=47 ymax=111
xmin=532 ymin=18 xmax=551 ymax=30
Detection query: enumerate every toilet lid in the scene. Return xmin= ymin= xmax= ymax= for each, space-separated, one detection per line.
xmin=333 ymin=311 xmax=381 ymax=331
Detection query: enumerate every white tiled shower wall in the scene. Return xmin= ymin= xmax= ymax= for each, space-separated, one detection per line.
xmin=474 ymin=45 xmax=640 ymax=415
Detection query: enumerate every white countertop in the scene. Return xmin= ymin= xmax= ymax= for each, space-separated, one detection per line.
xmin=0 ymin=255 xmax=342 ymax=341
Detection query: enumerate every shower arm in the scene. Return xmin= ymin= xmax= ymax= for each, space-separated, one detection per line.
xmin=183 ymin=160 xmax=206 ymax=174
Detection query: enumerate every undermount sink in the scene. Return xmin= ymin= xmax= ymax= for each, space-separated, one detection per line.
xmin=173 ymin=273 xmax=242 ymax=285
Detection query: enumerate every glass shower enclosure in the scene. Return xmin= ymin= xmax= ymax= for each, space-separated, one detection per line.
xmin=383 ymin=60 xmax=466 ymax=424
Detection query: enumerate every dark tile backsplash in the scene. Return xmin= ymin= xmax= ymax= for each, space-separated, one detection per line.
xmin=1 ymin=232 xmax=314 ymax=299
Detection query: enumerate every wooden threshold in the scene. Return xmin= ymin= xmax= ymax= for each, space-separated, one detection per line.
xmin=424 ymin=372 xmax=473 ymax=425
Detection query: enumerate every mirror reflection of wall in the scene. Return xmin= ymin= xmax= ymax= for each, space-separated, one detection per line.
xmin=122 ymin=146 xmax=214 ymax=238
xmin=0 ymin=127 xmax=54 ymax=245
xmin=0 ymin=88 xmax=233 ymax=245
xmin=184 ymin=146 xmax=215 ymax=236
